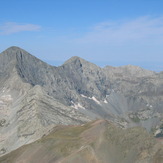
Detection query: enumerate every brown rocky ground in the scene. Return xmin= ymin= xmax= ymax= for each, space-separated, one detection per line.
xmin=0 ymin=120 xmax=162 ymax=163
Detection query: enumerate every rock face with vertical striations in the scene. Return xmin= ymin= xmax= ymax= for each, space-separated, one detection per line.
xmin=0 ymin=46 xmax=163 ymax=157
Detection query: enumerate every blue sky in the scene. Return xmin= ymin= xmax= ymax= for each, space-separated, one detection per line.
xmin=0 ymin=0 xmax=163 ymax=71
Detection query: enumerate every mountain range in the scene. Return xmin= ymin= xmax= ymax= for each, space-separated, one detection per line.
xmin=0 ymin=46 xmax=162 ymax=162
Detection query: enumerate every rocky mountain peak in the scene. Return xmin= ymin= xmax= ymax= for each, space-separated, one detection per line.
xmin=0 ymin=47 xmax=25 ymax=74
xmin=63 ymin=56 xmax=101 ymax=72
xmin=1 ymin=46 xmax=29 ymax=58
xmin=0 ymin=46 xmax=30 ymax=62
xmin=0 ymin=47 xmax=163 ymax=159
xmin=4 ymin=46 xmax=24 ymax=52
xmin=0 ymin=47 xmax=50 ymax=86
xmin=64 ymin=56 xmax=88 ymax=66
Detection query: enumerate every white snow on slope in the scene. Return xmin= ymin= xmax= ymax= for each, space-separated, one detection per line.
xmin=92 ymin=96 xmax=101 ymax=105
xmin=81 ymin=94 xmax=88 ymax=98
xmin=104 ymin=99 xmax=108 ymax=104
xmin=71 ymin=101 xmax=85 ymax=110
xmin=80 ymin=94 xmax=101 ymax=105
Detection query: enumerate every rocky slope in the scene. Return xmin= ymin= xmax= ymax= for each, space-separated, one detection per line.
xmin=0 ymin=46 xmax=163 ymax=157
xmin=0 ymin=120 xmax=162 ymax=163
xmin=0 ymin=47 xmax=90 ymax=156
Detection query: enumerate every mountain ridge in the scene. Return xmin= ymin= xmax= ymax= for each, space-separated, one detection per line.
xmin=1 ymin=46 xmax=157 ymax=73
xmin=0 ymin=46 xmax=163 ymax=157
xmin=0 ymin=120 xmax=162 ymax=163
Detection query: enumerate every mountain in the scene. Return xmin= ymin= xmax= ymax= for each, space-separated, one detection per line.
xmin=0 ymin=120 xmax=162 ymax=163
xmin=0 ymin=47 xmax=90 ymax=156
xmin=0 ymin=46 xmax=163 ymax=157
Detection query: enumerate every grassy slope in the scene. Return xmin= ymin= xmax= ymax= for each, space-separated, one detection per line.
xmin=0 ymin=120 xmax=163 ymax=163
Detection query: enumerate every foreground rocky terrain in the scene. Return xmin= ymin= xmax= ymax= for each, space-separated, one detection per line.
xmin=0 ymin=120 xmax=163 ymax=163
xmin=0 ymin=46 xmax=163 ymax=159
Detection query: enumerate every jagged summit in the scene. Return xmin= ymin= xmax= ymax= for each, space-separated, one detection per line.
xmin=66 ymin=56 xmax=83 ymax=61
xmin=0 ymin=46 xmax=50 ymax=67
xmin=4 ymin=46 xmax=24 ymax=51
xmin=0 ymin=47 xmax=156 ymax=75
xmin=0 ymin=47 xmax=54 ymax=87
xmin=64 ymin=56 xmax=89 ymax=65
xmin=0 ymin=46 xmax=33 ymax=62
xmin=1 ymin=46 xmax=29 ymax=56
xmin=63 ymin=56 xmax=100 ymax=71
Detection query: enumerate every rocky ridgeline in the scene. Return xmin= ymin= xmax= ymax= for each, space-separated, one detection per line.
xmin=0 ymin=46 xmax=162 ymax=156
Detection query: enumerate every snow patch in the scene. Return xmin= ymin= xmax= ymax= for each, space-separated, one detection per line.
xmin=77 ymin=103 xmax=85 ymax=109
xmin=92 ymin=96 xmax=101 ymax=105
xmin=155 ymin=129 xmax=162 ymax=136
xmin=104 ymin=99 xmax=108 ymax=104
xmin=71 ymin=101 xmax=85 ymax=110
xmin=80 ymin=94 xmax=101 ymax=105
xmin=146 ymin=104 xmax=153 ymax=108
xmin=81 ymin=94 xmax=88 ymax=98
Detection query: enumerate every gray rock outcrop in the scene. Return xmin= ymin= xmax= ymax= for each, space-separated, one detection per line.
xmin=0 ymin=46 xmax=162 ymax=156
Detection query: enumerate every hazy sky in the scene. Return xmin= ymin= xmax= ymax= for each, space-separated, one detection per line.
xmin=0 ymin=0 xmax=163 ymax=71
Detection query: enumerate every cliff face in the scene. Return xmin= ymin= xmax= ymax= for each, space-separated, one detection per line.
xmin=0 ymin=46 xmax=163 ymax=156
